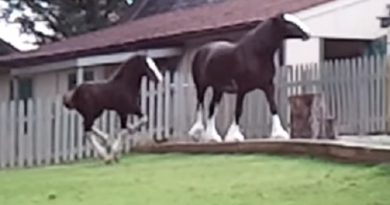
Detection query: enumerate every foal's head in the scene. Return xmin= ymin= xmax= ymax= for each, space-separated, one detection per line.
xmin=114 ymin=54 xmax=163 ymax=83
xmin=271 ymin=13 xmax=311 ymax=41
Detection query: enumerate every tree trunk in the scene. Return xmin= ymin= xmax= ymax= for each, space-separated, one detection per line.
xmin=289 ymin=93 xmax=336 ymax=139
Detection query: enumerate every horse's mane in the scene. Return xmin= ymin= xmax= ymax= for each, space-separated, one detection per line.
xmin=238 ymin=17 xmax=280 ymax=53
xmin=109 ymin=55 xmax=139 ymax=81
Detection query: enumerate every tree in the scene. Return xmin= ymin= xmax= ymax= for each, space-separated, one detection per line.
xmin=0 ymin=0 xmax=132 ymax=45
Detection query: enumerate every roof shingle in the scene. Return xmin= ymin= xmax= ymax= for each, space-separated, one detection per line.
xmin=0 ymin=0 xmax=335 ymax=67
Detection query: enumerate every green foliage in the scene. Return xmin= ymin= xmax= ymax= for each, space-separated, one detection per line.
xmin=0 ymin=0 xmax=132 ymax=45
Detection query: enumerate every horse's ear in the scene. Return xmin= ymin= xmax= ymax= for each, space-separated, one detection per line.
xmin=272 ymin=12 xmax=285 ymax=23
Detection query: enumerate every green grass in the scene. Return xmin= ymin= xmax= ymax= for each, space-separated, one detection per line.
xmin=0 ymin=154 xmax=389 ymax=205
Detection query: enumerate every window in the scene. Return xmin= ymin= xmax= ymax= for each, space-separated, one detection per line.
xmin=9 ymin=77 xmax=33 ymax=101
xmin=68 ymin=73 xmax=77 ymax=90
xmin=68 ymin=70 xmax=95 ymax=90
xmin=18 ymin=78 xmax=33 ymax=101
xmin=9 ymin=79 xmax=14 ymax=100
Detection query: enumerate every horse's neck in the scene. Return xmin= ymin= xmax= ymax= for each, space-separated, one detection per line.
xmin=239 ymin=23 xmax=283 ymax=57
xmin=127 ymin=74 xmax=143 ymax=93
xmin=110 ymin=73 xmax=143 ymax=94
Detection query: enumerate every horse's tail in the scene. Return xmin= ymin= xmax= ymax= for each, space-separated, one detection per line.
xmin=62 ymin=89 xmax=76 ymax=109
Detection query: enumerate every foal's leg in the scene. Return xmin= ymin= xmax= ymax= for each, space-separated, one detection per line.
xmin=263 ymin=84 xmax=290 ymax=139
xmin=84 ymin=119 xmax=111 ymax=162
xmin=188 ymin=87 xmax=206 ymax=141
xmin=110 ymin=115 xmax=129 ymax=162
xmin=203 ymin=89 xmax=223 ymax=142
xmin=91 ymin=127 xmax=110 ymax=143
xmin=127 ymin=111 xmax=148 ymax=134
xmin=225 ymin=92 xmax=246 ymax=142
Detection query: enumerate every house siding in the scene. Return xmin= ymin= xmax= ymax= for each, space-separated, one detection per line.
xmin=0 ymin=73 xmax=9 ymax=102
xmin=285 ymin=0 xmax=389 ymax=65
xmin=31 ymin=65 xmax=108 ymax=99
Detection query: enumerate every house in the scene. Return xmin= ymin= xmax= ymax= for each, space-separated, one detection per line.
xmin=0 ymin=0 xmax=388 ymax=102
xmin=123 ymin=0 xmax=227 ymax=21
xmin=0 ymin=39 xmax=18 ymax=56
xmin=0 ymin=38 xmax=18 ymax=102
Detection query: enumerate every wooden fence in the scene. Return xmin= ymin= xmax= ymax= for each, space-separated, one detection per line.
xmin=0 ymin=55 xmax=389 ymax=169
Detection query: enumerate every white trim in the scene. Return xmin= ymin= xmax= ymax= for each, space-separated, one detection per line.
xmin=11 ymin=47 xmax=183 ymax=76
xmin=11 ymin=59 xmax=77 ymax=76
xmin=76 ymin=47 xmax=182 ymax=67
xmin=76 ymin=67 xmax=84 ymax=85
xmin=294 ymin=0 xmax=368 ymax=20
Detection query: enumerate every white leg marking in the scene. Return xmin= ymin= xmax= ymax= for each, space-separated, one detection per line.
xmin=203 ymin=105 xmax=222 ymax=142
xmin=224 ymin=119 xmax=245 ymax=142
xmin=86 ymin=131 xmax=110 ymax=161
xmin=146 ymin=57 xmax=163 ymax=82
xmin=188 ymin=108 xmax=204 ymax=142
xmin=270 ymin=114 xmax=290 ymax=139
xmin=92 ymin=127 xmax=110 ymax=142
xmin=112 ymin=129 xmax=127 ymax=155
xmin=127 ymin=116 xmax=148 ymax=134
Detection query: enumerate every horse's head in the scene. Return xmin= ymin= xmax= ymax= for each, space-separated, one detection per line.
xmin=119 ymin=54 xmax=163 ymax=83
xmin=272 ymin=13 xmax=311 ymax=41
xmin=63 ymin=89 xmax=75 ymax=110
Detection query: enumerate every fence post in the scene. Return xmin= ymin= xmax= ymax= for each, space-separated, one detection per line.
xmin=0 ymin=102 xmax=6 ymax=168
xmin=163 ymin=72 xmax=171 ymax=139
xmin=17 ymin=100 xmax=25 ymax=167
xmin=387 ymin=56 xmax=390 ymax=133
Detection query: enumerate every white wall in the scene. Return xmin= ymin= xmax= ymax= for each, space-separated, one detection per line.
xmin=13 ymin=65 xmax=107 ymax=100
xmin=34 ymin=66 xmax=104 ymax=98
xmin=285 ymin=0 xmax=389 ymax=65
xmin=284 ymin=38 xmax=322 ymax=65
xmin=298 ymin=0 xmax=388 ymax=39
xmin=33 ymin=72 xmax=59 ymax=99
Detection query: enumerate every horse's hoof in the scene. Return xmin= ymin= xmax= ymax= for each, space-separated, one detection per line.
xmin=270 ymin=129 xmax=290 ymax=140
xmin=188 ymin=123 xmax=204 ymax=142
xmin=104 ymin=159 xmax=113 ymax=165
xmin=103 ymin=155 xmax=115 ymax=165
xmin=113 ymin=155 xmax=120 ymax=163
xmin=224 ymin=123 xmax=245 ymax=142
xmin=204 ymin=134 xmax=223 ymax=143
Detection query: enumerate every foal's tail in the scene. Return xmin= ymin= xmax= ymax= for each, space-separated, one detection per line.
xmin=62 ymin=89 xmax=76 ymax=109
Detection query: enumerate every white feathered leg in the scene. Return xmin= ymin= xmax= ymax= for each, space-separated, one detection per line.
xmin=203 ymin=105 xmax=222 ymax=142
xmin=92 ymin=127 xmax=111 ymax=145
xmin=270 ymin=114 xmax=290 ymax=139
xmin=86 ymin=131 xmax=111 ymax=162
xmin=127 ymin=116 xmax=148 ymax=134
xmin=188 ymin=108 xmax=205 ymax=142
xmin=224 ymin=119 xmax=245 ymax=142
xmin=110 ymin=129 xmax=128 ymax=162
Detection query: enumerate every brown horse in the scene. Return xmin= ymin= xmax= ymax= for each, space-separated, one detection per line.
xmin=63 ymin=54 xmax=163 ymax=163
xmin=188 ymin=13 xmax=311 ymax=142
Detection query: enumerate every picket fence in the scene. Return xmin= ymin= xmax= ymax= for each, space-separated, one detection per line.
xmin=0 ymin=55 xmax=389 ymax=169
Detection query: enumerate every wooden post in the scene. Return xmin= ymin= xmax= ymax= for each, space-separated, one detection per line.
xmin=289 ymin=93 xmax=336 ymax=139
xmin=387 ymin=56 xmax=390 ymax=133
xmin=76 ymin=66 xmax=84 ymax=85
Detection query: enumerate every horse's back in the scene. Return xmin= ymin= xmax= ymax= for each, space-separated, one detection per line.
xmin=192 ymin=41 xmax=238 ymax=88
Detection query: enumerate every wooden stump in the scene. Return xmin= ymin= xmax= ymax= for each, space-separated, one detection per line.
xmin=289 ymin=93 xmax=336 ymax=139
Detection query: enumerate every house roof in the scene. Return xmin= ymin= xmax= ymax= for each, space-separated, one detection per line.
xmin=0 ymin=39 xmax=18 ymax=56
xmin=0 ymin=0 xmax=335 ymax=67
xmin=133 ymin=0 xmax=227 ymax=20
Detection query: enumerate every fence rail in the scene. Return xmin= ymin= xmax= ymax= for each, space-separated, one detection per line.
xmin=0 ymin=56 xmax=389 ymax=169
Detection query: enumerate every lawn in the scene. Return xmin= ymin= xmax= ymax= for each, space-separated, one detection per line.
xmin=0 ymin=154 xmax=389 ymax=205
